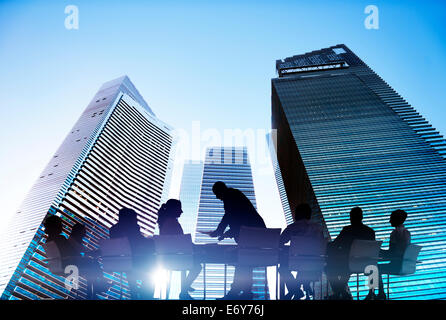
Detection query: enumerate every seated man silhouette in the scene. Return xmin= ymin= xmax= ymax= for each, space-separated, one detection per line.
xmin=44 ymin=216 xmax=105 ymax=298
xmin=209 ymin=181 xmax=266 ymax=300
xmin=156 ymin=199 xmax=202 ymax=300
xmin=43 ymin=215 xmax=80 ymax=260
xmin=279 ymin=203 xmax=325 ymax=300
xmin=44 ymin=215 xmax=79 ymax=264
xmin=68 ymin=223 xmax=110 ymax=294
xmin=365 ymin=209 xmax=411 ymax=300
xmin=325 ymin=207 xmax=375 ymax=299
xmin=109 ymin=208 xmax=155 ymax=300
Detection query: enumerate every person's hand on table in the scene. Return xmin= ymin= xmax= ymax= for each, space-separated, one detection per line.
xmin=208 ymin=230 xmax=220 ymax=238
xmin=218 ymin=231 xmax=232 ymax=241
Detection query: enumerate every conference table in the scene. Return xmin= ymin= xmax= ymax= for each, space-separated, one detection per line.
xmin=191 ymin=243 xmax=331 ymax=300
xmin=191 ymin=243 xmax=292 ymax=300
xmin=192 ymin=243 xmax=238 ymax=300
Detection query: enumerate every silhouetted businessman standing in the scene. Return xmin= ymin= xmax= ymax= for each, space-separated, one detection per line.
xmin=326 ymin=207 xmax=375 ymax=299
xmin=209 ymin=181 xmax=266 ymax=299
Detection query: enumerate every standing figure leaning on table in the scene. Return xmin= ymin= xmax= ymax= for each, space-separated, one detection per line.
xmin=209 ymin=181 xmax=266 ymax=300
xmin=156 ymin=199 xmax=202 ymax=300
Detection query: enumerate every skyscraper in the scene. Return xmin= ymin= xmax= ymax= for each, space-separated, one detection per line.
xmin=192 ymin=146 xmax=269 ymax=300
xmin=271 ymin=45 xmax=446 ymax=299
xmin=0 ymin=76 xmax=175 ymax=300
xmin=266 ymin=133 xmax=293 ymax=225
xmin=178 ymin=161 xmax=204 ymax=240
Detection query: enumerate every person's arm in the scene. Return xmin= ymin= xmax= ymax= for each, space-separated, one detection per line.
xmin=332 ymin=227 xmax=346 ymax=247
xmin=279 ymin=227 xmax=291 ymax=247
xmin=209 ymin=213 xmax=230 ymax=238
xmin=161 ymin=218 xmax=184 ymax=235
xmin=380 ymin=230 xmax=396 ymax=260
xmin=387 ymin=230 xmax=397 ymax=256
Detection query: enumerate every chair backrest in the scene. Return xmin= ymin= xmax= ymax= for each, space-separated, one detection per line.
xmin=153 ymin=234 xmax=193 ymax=255
xmin=99 ymin=237 xmax=133 ymax=272
xmin=42 ymin=241 xmax=64 ymax=275
xmin=400 ymin=244 xmax=422 ymax=275
xmin=289 ymin=236 xmax=326 ymax=257
xmin=288 ymin=236 xmax=326 ymax=279
xmin=238 ymin=227 xmax=281 ymax=249
xmin=237 ymin=227 xmax=281 ymax=267
xmin=153 ymin=234 xmax=194 ymax=270
xmin=349 ymin=240 xmax=382 ymax=273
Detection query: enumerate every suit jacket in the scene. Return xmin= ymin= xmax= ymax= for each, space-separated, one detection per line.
xmin=331 ymin=222 xmax=375 ymax=254
xmin=215 ymin=188 xmax=266 ymax=241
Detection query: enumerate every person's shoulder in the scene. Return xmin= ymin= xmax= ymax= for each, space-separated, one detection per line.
xmin=309 ymin=221 xmax=323 ymax=231
xmin=282 ymin=222 xmax=296 ymax=233
xmin=227 ymin=188 xmax=241 ymax=196
xmin=109 ymin=224 xmax=119 ymax=236
xmin=363 ymin=224 xmax=375 ymax=238
xmin=401 ymin=226 xmax=411 ymax=237
xmin=55 ymin=234 xmax=68 ymax=241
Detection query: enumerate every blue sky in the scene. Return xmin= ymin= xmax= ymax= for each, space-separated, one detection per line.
xmin=0 ymin=0 xmax=445 ymax=234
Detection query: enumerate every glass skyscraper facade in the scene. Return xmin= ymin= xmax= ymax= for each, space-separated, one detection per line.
xmin=0 ymin=76 xmax=175 ymax=300
xmin=271 ymin=45 xmax=446 ymax=299
xmin=266 ymin=133 xmax=293 ymax=225
xmin=191 ymin=146 xmax=269 ymax=300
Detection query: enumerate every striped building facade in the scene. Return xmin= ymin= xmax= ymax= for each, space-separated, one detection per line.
xmin=0 ymin=76 xmax=175 ymax=300
xmin=192 ymin=146 xmax=269 ymax=300
xmin=272 ymin=45 xmax=446 ymax=299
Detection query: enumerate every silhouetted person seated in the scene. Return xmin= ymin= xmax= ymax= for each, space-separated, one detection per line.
xmin=279 ymin=203 xmax=325 ymax=300
xmin=208 ymin=181 xmax=266 ymax=300
xmin=365 ymin=209 xmax=411 ymax=300
xmin=109 ymin=208 xmax=155 ymax=300
xmin=69 ymin=223 xmax=95 ymax=256
xmin=44 ymin=215 xmax=79 ymax=263
xmin=325 ymin=207 xmax=375 ymax=300
xmin=68 ymin=223 xmax=109 ymax=294
xmin=43 ymin=216 xmax=106 ymax=298
xmin=156 ymin=199 xmax=202 ymax=300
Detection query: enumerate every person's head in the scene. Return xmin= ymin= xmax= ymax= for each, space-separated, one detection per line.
xmin=157 ymin=199 xmax=182 ymax=226
xmin=71 ymin=223 xmax=86 ymax=243
xmin=44 ymin=215 xmax=63 ymax=237
xmin=390 ymin=209 xmax=407 ymax=228
xmin=118 ymin=208 xmax=138 ymax=226
xmin=212 ymin=181 xmax=228 ymax=200
xmin=294 ymin=203 xmax=312 ymax=221
xmin=165 ymin=199 xmax=183 ymax=218
xmin=350 ymin=207 xmax=363 ymax=225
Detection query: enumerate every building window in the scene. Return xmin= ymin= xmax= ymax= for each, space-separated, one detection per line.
xmin=333 ymin=47 xmax=346 ymax=55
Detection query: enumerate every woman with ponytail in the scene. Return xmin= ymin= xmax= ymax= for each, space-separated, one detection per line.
xmin=156 ymin=199 xmax=201 ymax=299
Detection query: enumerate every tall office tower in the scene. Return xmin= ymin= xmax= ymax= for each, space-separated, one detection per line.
xmin=178 ymin=161 xmax=204 ymax=240
xmin=192 ymin=147 xmax=269 ymax=300
xmin=0 ymin=76 xmax=175 ymax=300
xmin=272 ymin=45 xmax=446 ymax=299
xmin=266 ymin=133 xmax=293 ymax=225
